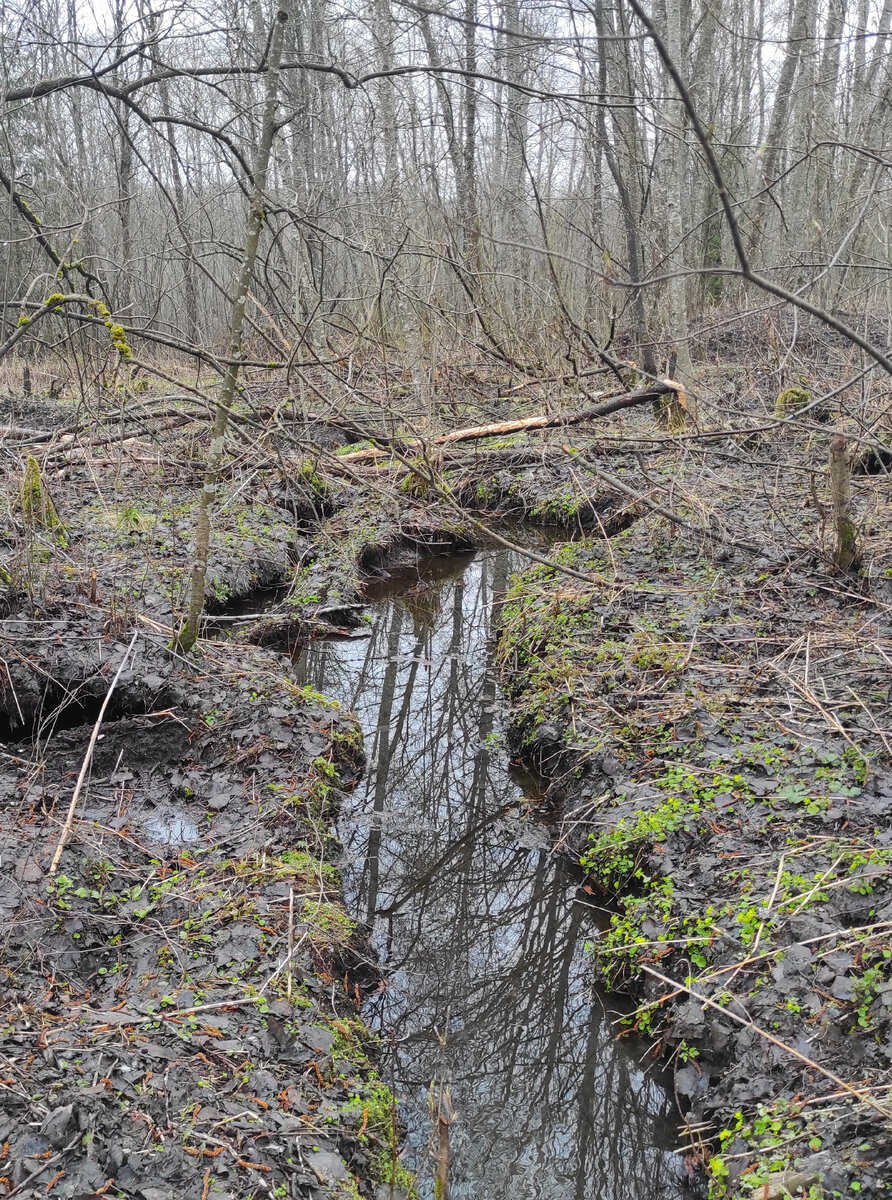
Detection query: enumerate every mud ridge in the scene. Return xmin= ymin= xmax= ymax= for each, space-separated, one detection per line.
xmin=497 ymin=529 xmax=892 ymax=1197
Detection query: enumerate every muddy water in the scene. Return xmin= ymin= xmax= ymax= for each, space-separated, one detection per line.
xmin=295 ymin=549 xmax=687 ymax=1200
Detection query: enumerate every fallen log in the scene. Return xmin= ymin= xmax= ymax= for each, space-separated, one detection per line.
xmin=335 ymin=383 xmax=677 ymax=462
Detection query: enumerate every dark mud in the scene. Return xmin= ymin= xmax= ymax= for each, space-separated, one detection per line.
xmin=450 ymin=456 xmax=642 ymax=536
xmin=0 ymin=618 xmax=410 ymax=1199
xmin=1 ymin=434 xmax=459 ymax=1198
xmin=498 ymin=522 xmax=892 ymax=1196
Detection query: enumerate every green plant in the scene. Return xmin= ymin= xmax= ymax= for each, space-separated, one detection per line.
xmin=211 ymin=576 xmax=232 ymax=604
xmin=774 ymin=384 xmax=810 ymax=418
xmin=114 ymin=502 xmax=154 ymax=532
xmin=580 ymin=795 xmax=704 ymax=889
xmin=676 ymin=1040 xmax=699 ymax=1064
xmin=851 ymin=964 xmax=883 ymax=1029
xmin=20 ymin=455 xmax=66 ymax=543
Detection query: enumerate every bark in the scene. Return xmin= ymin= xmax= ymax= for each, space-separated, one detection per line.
xmin=461 ymin=0 xmax=479 ymax=261
xmin=829 ymin=434 xmax=857 ymax=571
xmin=751 ymin=0 xmax=816 ymax=257
xmin=500 ymin=0 xmax=529 ymax=286
xmin=595 ymin=0 xmax=657 ymax=377
xmin=155 ymin=64 xmax=200 ymax=345
xmin=661 ymin=0 xmax=694 ymax=405
xmin=115 ymin=106 xmax=134 ymax=312
xmin=434 ymin=1090 xmax=454 ymax=1200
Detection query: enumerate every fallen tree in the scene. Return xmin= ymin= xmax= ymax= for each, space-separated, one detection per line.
xmin=335 ymin=383 xmax=680 ymax=462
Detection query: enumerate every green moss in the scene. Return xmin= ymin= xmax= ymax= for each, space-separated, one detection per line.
xmin=107 ymin=322 xmax=132 ymax=359
xmin=344 ymin=1072 xmax=418 ymax=1194
xmin=301 ymin=897 xmax=356 ymax=952
xmin=531 ymin=488 xmax=584 ymax=522
xmin=299 ymin=460 xmax=328 ymax=496
xmin=774 ymin=385 xmax=810 ymax=418
xmin=278 ymin=849 xmax=340 ymax=886
xmin=87 ymin=299 xmax=132 ymax=359
xmin=20 ymin=455 xmax=66 ymax=543
xmin=329 ymin=721 xmax=364 ymax=761
xmin=400 ymin=462 xmax=431 ymax=498
xmin=226 ymin=849 xmax=339 ymax=889
xmin=838 ymin=517 xmax=857 ymax=567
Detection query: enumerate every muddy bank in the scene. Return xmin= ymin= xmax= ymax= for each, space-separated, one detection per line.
xmin=0 ymin=614 xmax=423 ymax=1199
xmin=497 ymin=521 xmax=892 ymax=1195
xmin=0 ymin=437 xmax=453 ymax=1198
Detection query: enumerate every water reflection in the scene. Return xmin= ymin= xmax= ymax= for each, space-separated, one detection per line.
xmin=296 ymin=551 xmax=686 ymax=1200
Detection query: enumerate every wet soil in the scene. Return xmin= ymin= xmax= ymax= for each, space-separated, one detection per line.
xmin=6 ymin=389 xmax=892 ymax=1198
xmin=0 ymin=620 xmax=398 ymax=1200
xmin=0 ymin=429 xmax=455 ymax=1198
xmin=497 ymin=520 xmax=892 ymax=1195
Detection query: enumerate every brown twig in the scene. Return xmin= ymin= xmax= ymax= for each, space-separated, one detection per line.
xmin=2 ymin=1141 xmax=78 ymax=1199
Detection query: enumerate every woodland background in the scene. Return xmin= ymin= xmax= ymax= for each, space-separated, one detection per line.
xmin=3 ymin=0 xmax=891 ymax=407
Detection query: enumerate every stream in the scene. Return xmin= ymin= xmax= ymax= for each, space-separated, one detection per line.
xmin=295 ymin=546 xmax=688 ymax=1200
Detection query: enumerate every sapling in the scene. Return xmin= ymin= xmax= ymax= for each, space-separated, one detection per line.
xmin=829 ymin=434 xmax=858 ymax=571
xmin=177 ymin=3 xmax=291 ymax=652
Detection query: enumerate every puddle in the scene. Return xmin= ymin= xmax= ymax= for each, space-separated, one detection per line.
xmin=142 ymin=809 xmax=200 ymax=844
xmin=295 ymin=549 xmax=688 ymax=1199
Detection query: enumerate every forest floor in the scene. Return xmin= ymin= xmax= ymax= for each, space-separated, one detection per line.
xmin=490 ymin=420 xmax=892 ymax=1196
xmin=2 ymin=367 xmax=892 ymax=1198
xmin=0 ymin=395 xmax=435 ymax=1200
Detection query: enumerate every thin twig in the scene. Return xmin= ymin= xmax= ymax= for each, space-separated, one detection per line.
xmin=640 ymin=965 xmax=892 ymax=1120
xmin=49 ymin=628 xmax=140 ymax=875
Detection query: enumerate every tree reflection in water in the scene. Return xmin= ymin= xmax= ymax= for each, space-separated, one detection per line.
xmin=295 ymin=550 xmax=688 ymax=1200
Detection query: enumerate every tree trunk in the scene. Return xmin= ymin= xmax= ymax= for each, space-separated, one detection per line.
xmin=596 ymin=0 xmax=657 ymax=378
xmin=662 ymin=0 xmax=694 ymax=399
xmin=750 ymin=0 xmax=815 ymax=258
xmin=177 ymin=3 xmax=290 ymax=652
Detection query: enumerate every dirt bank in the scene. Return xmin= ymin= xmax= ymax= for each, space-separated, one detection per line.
xmin=0 ymin=423 xmax=452 ymax=1199
xmin=496 ymin=454 xmax=892 ymax=1196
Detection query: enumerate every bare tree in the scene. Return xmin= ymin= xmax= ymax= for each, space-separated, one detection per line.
xmin=177 ymin=2 xmax=292 ymax=651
